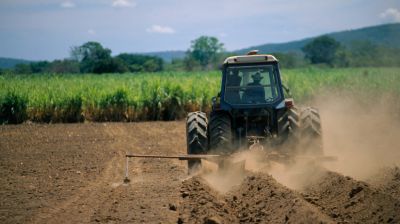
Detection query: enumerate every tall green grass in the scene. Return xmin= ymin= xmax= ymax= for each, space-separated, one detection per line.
xmin=281 ymin=67 xmax=400 ymax=102
xmin=0 ymin=71 xmax=220 ymax=123
xmin=0 ymin=67 xmax=399 ymax=123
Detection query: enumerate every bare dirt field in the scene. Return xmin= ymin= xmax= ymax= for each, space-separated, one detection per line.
xmin=1 ymin=119 xmax=400 ymax=223
xmin=0 ymin=122 xmax=187 ymax=223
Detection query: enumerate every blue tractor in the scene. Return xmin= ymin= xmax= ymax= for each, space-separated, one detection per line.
xmin=186 ymin=51 xmax=323 ymax=171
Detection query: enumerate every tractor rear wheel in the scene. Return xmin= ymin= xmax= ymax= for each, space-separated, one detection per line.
xmin=299 ymin=107 xmax=323 ymax=155
xmin=209 ymin=112 xmax=233 ymax=153
xmin=186 ymin=111 xmax=208 ymax=174
xmin=277 ymin=107 xmax=300 ymax=148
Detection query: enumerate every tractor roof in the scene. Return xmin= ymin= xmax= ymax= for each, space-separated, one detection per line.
xmin=223 ymin=54 xmax=278 ymax=65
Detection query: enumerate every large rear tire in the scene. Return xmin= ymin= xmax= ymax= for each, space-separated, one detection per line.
xmin=186 ymin=111 xmax=208 ymax=174
xmin=277 ymin=107 xmax=300 ymax=149
xmin=299 ymin=107 xmax=323 ymax=155
xmin=209 ymin=112 xmax=233 ymax=153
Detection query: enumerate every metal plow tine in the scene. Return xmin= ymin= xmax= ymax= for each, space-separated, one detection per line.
xmin=123 ymin=156 xmax=131 ymax=184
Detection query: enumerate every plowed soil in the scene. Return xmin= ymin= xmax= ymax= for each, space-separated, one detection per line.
xmin=1 ymin=122 xmax=400 ymax=224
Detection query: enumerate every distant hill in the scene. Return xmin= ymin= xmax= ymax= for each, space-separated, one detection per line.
xmin=236 ymin=23 xmax=400 ymax=54
xmin=142 ymin=50 xmax=186 ymax=62
xmin=0 ymin=57 xmax=32 ymax=69
xmin=142 ymin=23 xmax=400 ymax=60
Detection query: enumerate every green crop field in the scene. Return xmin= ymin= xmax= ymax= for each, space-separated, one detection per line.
xmin=1 ymin=67 xmax=399 ymax=124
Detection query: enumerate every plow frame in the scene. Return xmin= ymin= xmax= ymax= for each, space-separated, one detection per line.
xmin=123 ymin=151 xmax=337 ymax=183
xmin=123 ymin=153 xmax=223 ymax=183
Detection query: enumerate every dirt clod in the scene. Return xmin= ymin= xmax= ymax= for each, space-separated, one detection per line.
xmin=169 ymin=203 xmax=177 ymax=211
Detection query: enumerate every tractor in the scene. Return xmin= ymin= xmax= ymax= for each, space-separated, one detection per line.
xmin=186 ymin=50 xmax=323 ymax=171
xmin=123 ymin=51 xmax=327 ymax=182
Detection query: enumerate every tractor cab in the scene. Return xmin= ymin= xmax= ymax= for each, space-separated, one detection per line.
xmin=214 ymin=51 xmax=286 ymax=112
xmin=210 ymin=51 xmax=289 ymax=142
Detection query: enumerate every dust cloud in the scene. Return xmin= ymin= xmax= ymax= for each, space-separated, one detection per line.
xmin=314 ymin=92 xmax=400 ymax=180
xmin=200 ymin=158 xmax=247 ymax=193
xmin=266 ymin=92 xmax=400 ymax=188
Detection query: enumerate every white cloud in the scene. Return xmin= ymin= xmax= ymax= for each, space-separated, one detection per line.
xmin=112 ymin=0 xmax=136 ymax=8
xmin=146 ymin=25 xmax=175 ymax=34
xmin=380 ymin=8 xmax=400 ymax=23
xmin=87 ymin=29 xmax=96 ymax=35
xmin=60 ymin=1 xmax=75 ymax=8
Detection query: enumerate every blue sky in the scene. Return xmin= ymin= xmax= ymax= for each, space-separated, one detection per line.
xmin=1 ymin=0 xmax=400 ymax=60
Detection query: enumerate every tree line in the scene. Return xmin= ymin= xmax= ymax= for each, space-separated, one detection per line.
xmin=276 ymin=35 xmax=400 ymax=68
xmin=2 ymin=36 xmax=224 ymax=74
xmin=9 ymin=42 xmax=164 ymax=74
xmin=2 ymin=35 xmax=400 ymax=75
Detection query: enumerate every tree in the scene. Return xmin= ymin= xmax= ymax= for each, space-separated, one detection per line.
xmin=302 ymin=36 xmax=341 ymax=65
xmin=344 ymin=41 xmax=400 ymax=67
xmin=186 ymin=36 xmax=224 ymax=70
xmin=333 ymin=49 xmax=350 ymax=67
xmin=272 ymin=52 xmax=307 ymax=68
xmin=164 ymin=58 xmax=189 ymax=72
xmin=183 ymin=56 xmax=201 ymax=71
xmin=14 ymin=63 xmax=33 ymax=74
xmin=346 ymin=40 xmax=378 ymax=67
xmin=30 ymin=61 xmax=50 ymax=73
xmin=47 ymin=59 xmax=80 ymax=73
xmin=14 ymin=61 xmax=50 ymax=74
xmin=116 ymin=53 xmax=163 ymax=72
xmin=70 ymin=41 xmax=115 ymax=74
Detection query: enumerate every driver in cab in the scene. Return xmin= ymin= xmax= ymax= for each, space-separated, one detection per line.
xmin=243 ymin=72 xmax=265 ymax=103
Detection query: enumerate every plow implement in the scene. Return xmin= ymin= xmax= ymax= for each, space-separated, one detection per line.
xmin=123 ymin=151 xmax=337 ymax=183
xmin=123 ymin=153 xmax=223 ymax=183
